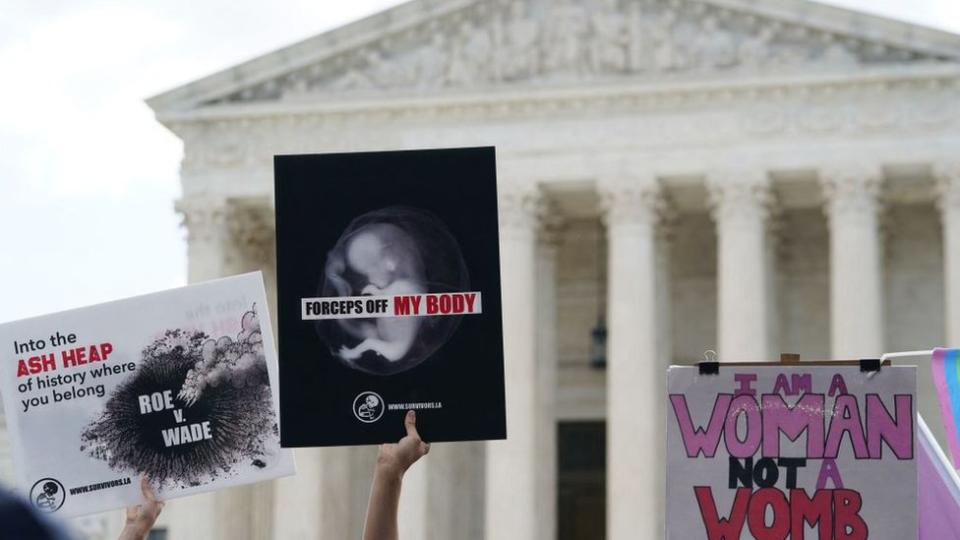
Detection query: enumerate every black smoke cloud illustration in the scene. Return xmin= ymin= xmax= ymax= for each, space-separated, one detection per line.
xmin=81 ymin=306 xmax=278 ymax=487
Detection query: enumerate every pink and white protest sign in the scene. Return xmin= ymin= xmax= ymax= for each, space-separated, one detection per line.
xmin=667 ymin=365 xmax=916 ymax=540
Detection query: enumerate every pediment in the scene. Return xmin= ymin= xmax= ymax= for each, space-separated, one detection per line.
xmin=149 ymin=0 xmax=960 ymax=113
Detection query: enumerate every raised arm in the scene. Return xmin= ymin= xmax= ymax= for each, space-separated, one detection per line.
xmin=362 ymin=410 xmax=430 ymax=540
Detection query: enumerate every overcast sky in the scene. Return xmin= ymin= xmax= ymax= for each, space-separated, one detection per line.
xmin=0 ymin=0 xmax=957 ymax=324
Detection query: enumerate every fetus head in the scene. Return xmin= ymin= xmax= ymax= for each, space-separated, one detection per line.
xmin=345 ymin=228 xmax=398 ymax=289
xmin=43 ymin=482 xmax=59 ymax=497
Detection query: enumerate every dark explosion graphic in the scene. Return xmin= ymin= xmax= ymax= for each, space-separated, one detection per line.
xmin=80 ymin=306 xmax=278 ymax=487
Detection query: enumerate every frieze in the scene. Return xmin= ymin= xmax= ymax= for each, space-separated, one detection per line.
xmin=177 ymin=76 xmax=959 ymax=175
xmin=206 ymin=0 xmax=951 ymax=106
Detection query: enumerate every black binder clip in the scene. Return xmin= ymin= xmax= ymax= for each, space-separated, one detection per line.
xmin=699 ymin=361 xmax=720 ymax=375
xmin=699 ymin=350 xmax=719 ymax=375
xmin=859 ymin=358 xmax=881 ymax=373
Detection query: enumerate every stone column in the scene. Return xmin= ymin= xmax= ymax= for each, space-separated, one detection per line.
xmin=708 ymin=169 xmax=775 ymax=361
xmin=310 ymin=446 xmax=378 ymax=539
xmin=225 ymin=197 xmax=278 ymax=317
xmin=167 ymin=197 xmax=227 ymax=540
xmin=485 ymin=185 xmax=541 ymax=540
xmin=177 ymin=197 xmax=229 ymax=283
xmin=398 ymin=455 xmax=429 ymax=540
xmin=399 ymin=442 xmax=485 ymax=540
xmin=535 ymin=211 xmax=562 ymax=540
xmin=935 ymin=161 xmax=960 ymax=346
xmin=272 ymin=445 xmax=378 ymax=539
xmin=172 ymin=197 xmax=286 ymax=540
xmin=821 ymin=164 xmax=884 ymax=358
xmin=212 ymin=199 xmax=276 ymax=540
xmin=271 ymin=448 xmax=324 ymax=539
xmin=600 ymin=176 xmax=664 ymax=540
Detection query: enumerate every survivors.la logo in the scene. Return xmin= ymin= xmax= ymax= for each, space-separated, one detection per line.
xmin=353 ymin=391 xmax=385 ymax=423
xmin=30 ymin=478 xmax=65 ymax=513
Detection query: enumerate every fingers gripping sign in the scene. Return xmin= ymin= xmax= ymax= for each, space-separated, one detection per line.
xmin=119 ymin=478 xmax=165 ymax=540
xmin=377 ymin=410 xmax=430 ymax=478
xmin=404 ymin=410 xmax=431 ymax=458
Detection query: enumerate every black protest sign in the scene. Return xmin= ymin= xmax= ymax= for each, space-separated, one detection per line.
xmin=275 ymin=147 xmax=507 ymax=446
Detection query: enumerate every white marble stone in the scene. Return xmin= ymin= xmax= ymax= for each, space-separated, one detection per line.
xmin=399 ymin=441 xmax=485 ymax=540
xmin=708 ymin=169 xmax=776 ymax=361
xmin=271 ymin=449 xmax=324 ymax=539
xmin=821 ymin=163 xmax=885 ymax=358
xmin=534 ymin=213 xmax=561 ymax=540
xmin=485 ymin=184 xmax=541 ymax=540
xmin=936 ymin=160 xmax=960 ymax=345
xmin=599 ymin=176 xmax=665 ymax=540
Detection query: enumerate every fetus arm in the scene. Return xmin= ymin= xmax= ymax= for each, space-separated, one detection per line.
xmin=325 ymin=252 xmax=380 ymax=339
xmin=361 ymin=284 xmax=383 ymax=295
xmin=325 ymin=252 xmax=352 ymax=296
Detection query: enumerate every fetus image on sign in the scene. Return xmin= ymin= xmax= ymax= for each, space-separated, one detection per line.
xmin=319 ymin=206 xmax=469 ymax=375
xmin=357 ymin=394 xmax=382 ymax=421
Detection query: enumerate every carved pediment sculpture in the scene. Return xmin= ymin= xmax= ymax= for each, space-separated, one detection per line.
xmin=198 ymin=0 xmax=956 ymax=106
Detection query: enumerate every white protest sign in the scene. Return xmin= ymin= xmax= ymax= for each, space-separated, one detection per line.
xmin=667 ymin=365 xmax=916 ymax=540
xmin=0 ymin=272 xmax=295 ymax=518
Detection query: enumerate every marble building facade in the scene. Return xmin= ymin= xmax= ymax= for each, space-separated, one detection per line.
xmin=29 ymin=0 xmax=960 ymax=538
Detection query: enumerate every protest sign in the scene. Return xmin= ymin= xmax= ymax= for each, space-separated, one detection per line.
xmin=666 ymin=365 xmax=916 ymax=539
xmin=0 ymin=272 xmax=295 ymax=518
xmin=274 ymin=147 xmax=506 ymax=446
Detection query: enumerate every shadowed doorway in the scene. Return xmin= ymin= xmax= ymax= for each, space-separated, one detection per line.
xmin=558 ymin=421 xmax=606 ymax=540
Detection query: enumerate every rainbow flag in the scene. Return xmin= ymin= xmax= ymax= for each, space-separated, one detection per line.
xmin=932 ymin=348 xmax=960 ymax=467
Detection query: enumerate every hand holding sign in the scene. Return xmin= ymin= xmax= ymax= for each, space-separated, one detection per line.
xmin=376 ymin=410 xmax=431 ymax=480
xmin=363 ymin=410 xmax=430 ymax=540
xmin=118 ymin=478 xmax=164 ymax=540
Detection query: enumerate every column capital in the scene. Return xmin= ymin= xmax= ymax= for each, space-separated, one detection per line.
xmin=706 ymin=168 xmax=773 ymax=226
xmin=175 ymin=196 xmax=228 ymax=243
xmin=225 ymin=197 xmax=276 ymax=267
xmin=598 ymin=176 xmax=663 ymax=228
xmin=819 ymin=163 xmax=882 ymax=220
xmin=537 ymin=199 xmax=566 ymax=248
xmin=821 ymin=163 xmax=884 ymax=357
xmin=934 ymin=160 xmax=960 ymax=214
xmin=498 ymin=184 xmax=543 ymax=237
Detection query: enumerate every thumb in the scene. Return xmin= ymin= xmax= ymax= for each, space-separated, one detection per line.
xmin=140 ymin=477 xmax=155 ymax=502
xmin=404 ymin=410 xmax=420 ymax=440
xmin=140 ymin=476 xmax=164 ymax=508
